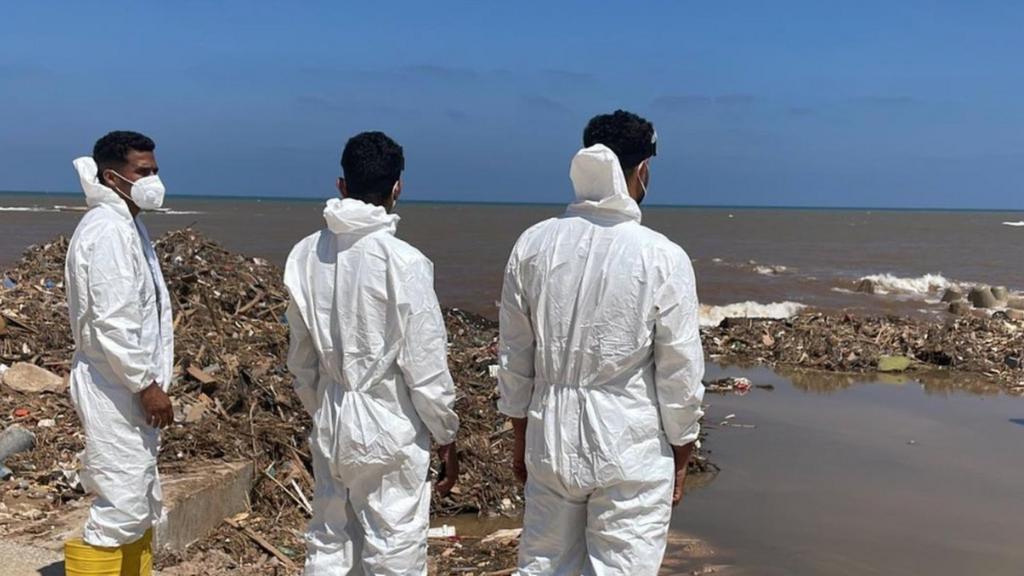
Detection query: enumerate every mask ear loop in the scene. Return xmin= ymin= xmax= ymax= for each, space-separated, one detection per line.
xmin=107 ymin=170 xmax=135 ymax=203
xmin=390 ymin=181 xmax=400 ymax=210
xmin=637 ymin=160 xmax=648 ymax=197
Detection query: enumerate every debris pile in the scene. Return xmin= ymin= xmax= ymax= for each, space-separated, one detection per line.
xmin=702 ymin=313 xmax=1024 ymax=392
xmin=1 ymin=229 xmax=714 ymax=573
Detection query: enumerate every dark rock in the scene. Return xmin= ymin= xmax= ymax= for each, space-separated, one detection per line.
xmin=940 ymin=288 xmax=963 ymax=303
xmin=856 ymin=279 xmax=876 ymax=294
xmin=948 ymin=301 xmax=972 ymax=316
xmin=968 ymin=286 xmax=998 ymax=309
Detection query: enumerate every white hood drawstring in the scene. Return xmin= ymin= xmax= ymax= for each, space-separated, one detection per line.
xmin=567 ymin=144 xmax=642 ymax=224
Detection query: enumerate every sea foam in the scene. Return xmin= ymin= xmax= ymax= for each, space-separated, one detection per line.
xmin=699 ymin=301 xmax=806 ymax=327
xmin=857 ymin=273 xmax=951 ymax=295
xmin=0 ymin=206 xmax=55 ymax=213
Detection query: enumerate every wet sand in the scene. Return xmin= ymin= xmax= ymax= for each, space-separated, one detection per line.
xmin=675 ymin=364 xmax=1024 ymax=576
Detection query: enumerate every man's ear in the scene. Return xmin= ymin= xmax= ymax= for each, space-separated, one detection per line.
xmin=337 ymin=177 xmax=348 ymax=198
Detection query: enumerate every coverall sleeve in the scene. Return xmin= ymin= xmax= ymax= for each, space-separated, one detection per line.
xmin=496 ymin=251 xmax=535 ymax=419
xmin=285 ymin=299 xmax=320 ymax=417
xmin=397 ymin=259 xmax=460 ymax=446
xmin=653 ymin=251 xmax=706 ymax=446
xmin=85 ymin=229 xmax=159 ymax=393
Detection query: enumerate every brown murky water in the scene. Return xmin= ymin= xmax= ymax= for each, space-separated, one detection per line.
xmin=3 ymin=194 xmax=1023 ymax=319
xmin=674 ymin=364 xmax=1024 ymax=576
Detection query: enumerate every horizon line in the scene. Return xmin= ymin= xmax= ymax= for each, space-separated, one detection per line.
xmin=1 ymin=189 xmax=1022 ymax=213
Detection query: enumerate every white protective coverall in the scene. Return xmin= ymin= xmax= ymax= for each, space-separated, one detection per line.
xmin=284 ymin=197 xmax=460 ymax=576
xmin=498 ymin=144 xmax=705 ymax=575
xmin=64 ymin=157 xmax=174 ymax=547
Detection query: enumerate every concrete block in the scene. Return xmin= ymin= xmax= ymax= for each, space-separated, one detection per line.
xmin=22 ymin=461 xmax=254 ymax=555
xmin=156 ymin=461 xmax=254 ymax=553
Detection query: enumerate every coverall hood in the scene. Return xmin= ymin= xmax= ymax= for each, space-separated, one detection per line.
xmin=323 ymin=197 xmax=400 ymax=236
xmin=567 ymin=144 xmax=642 ymax=224
xmin=72 ymin=156 xmax=132 ymax=220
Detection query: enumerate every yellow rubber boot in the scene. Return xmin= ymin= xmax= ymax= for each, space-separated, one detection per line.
xmin=119 ymin=529 xmax=153 ymax=576
xmin=64 ymin=538 xmax=122 ymax=576
xmin=64 ymin=529 xmax=153 ymax=576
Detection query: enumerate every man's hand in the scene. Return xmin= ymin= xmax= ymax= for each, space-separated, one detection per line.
xmin=512 ymin=417 xmax=528 ymax=484
xmin=671 ymin=443 xmax=694 ymax=506
xmin=140 ymin=383 xmax=173 ymax=428
xmin=435 ymin=442 xmax=459 ymax=496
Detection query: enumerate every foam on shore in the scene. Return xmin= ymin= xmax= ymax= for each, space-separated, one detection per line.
xmin=857 ymin=273 xmax=952 ymax=295
xmin=0 ymin=206 xmax=56 ymax=213
xmin=699 ymin=301 xmax=807 ymax=327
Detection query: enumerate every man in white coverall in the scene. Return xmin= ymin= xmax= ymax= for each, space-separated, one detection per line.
xmin=285 ymin=131 xmax=460 ymax=575
xmin=498 ymin=110 xmax=705 ymax=575
xmin=65 ymin=131 xmax=175 ymax=551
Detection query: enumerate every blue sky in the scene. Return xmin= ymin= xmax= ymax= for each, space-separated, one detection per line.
xmin=1 ymin=1 xmax=1022 ymax=208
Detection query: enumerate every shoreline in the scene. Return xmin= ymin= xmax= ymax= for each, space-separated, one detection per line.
xmin=702 ymin=312 xmax=1024 ymax=394
xmin=1 ymin=229 xmax=1021 ymax=573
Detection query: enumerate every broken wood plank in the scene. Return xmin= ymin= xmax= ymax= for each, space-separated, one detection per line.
xmin=224 ymin=517 xmax=297 ymax=571
xmin=186 ymin=365 xmax=217 ymax=385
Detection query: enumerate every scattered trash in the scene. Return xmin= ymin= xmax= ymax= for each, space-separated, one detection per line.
xmin=703 ymin=312 xmax=1024 ymax=391
xmin=705 ymin=377 xmax=753 ymax=395
xmin=36 ymin=419 xmax=55 ymax=428
xmin=0 ymin=424 xmax=37 ymax=480
xmin=428 ymin=525 xmax=457 ymax=539
xmin=0 ymin=229 xmax=717 ymax=574
xmin=877 ymin=355 xmax=913 ymax=373
xmin=479 ymin=528 xmax=522 ymax=546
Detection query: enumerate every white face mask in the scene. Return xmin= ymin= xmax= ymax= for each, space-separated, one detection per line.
xmin=111 ymin=171 xmax=166 ymax=211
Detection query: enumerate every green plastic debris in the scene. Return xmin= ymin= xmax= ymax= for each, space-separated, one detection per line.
xmin=877 ymin=355 xmax=913 ymax=372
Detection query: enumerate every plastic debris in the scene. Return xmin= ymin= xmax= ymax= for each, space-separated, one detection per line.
xmin=427 ymin=525 xmax=457 ymax=539
xmin=0 ymin=424 xmax=37 ymax=480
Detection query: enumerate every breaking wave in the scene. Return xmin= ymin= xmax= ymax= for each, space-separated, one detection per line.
xmin=1002 ymin=221 xmax=1024 ymax=227
xmin=699 ymin=301 xmax=807 ymax=327
xmin=0 ymin=206 xmax=55 ymax=212
xmin=857 ymin=273 xmax=952 ymax=295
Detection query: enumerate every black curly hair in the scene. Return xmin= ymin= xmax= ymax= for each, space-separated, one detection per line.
xmin=582 ymin=110 xmax=656 ymax=175
xmin=93 ymin=131 xmax=155 ymax=185
xmin=341 ymin=131 xmax=405 ymax=206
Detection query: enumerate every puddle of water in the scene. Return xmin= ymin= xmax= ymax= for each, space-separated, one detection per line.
xmin=430 ymin=513 xmax=522 ymax=538
xmin=673 ymin=364 xmax=1024 ymax=576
